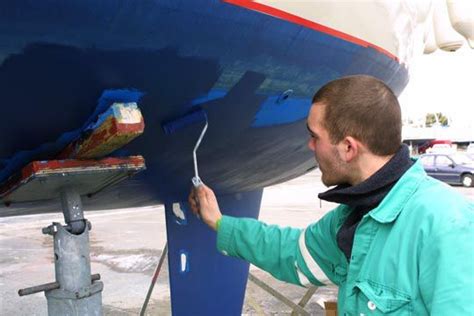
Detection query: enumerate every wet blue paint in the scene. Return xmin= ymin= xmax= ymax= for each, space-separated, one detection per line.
xmin=252 ymin=95 xmax=311 ymax=127
xmin=190 ymin=89 xmax=227 ymax=107
xmin=162 ymin=108 xmax=208 ymax=135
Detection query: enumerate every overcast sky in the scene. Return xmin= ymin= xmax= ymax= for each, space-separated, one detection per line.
xmin=399 ymin=45 xmax=474 ymax=127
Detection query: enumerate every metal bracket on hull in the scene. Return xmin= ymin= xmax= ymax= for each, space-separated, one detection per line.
xmin=8 ymin=157 xmax=145 ymax=316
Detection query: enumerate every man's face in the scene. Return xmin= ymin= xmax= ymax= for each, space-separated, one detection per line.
xmin=307 ymin=104 xmax=348 ymax=186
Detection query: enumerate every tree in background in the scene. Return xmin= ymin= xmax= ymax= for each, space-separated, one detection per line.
xmin=425 ymin=112 xmax=449 ymax=127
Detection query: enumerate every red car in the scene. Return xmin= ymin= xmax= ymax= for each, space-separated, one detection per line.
xmin=418 ymin=140 xmax=453 ymax=154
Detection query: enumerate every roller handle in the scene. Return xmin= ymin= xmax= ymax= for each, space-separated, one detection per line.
xmin=192 ymin=177 xmax=203 ymax=219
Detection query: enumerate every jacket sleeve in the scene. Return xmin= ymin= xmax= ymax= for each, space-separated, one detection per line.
xmin=418 ymin=204 xmax=474 ymax=315
xmin=216 ymin=211 xmax=344 ymax=287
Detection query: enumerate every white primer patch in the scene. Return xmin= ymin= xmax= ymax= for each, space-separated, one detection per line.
xmin=180 ymin=253 xmax=187 ymax=273
xmin=172 ymin=203 xmax=186 ymax=221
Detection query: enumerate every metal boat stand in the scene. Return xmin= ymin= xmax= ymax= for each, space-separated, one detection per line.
xmin=0 ymin=157 xmax=145 ymax=315
xmin=41 ymin=188 xmax=103 ymax=315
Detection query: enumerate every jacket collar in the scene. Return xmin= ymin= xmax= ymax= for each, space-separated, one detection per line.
xmin=367 ymin=158 xmax=425 ymax=223
xmin=318 ymin=145 xmax=413 ymax=209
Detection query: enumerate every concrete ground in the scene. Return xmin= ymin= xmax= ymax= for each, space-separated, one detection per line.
xmin=1 ymin=170 xmax=472 ymax=315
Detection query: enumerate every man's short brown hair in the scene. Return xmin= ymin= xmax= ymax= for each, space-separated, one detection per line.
xmin=312 ymin=75 xmax=401 ymax=156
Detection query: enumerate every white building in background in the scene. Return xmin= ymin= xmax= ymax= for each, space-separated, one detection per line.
xmin=402 ymin=111 xmax=474 ymax=155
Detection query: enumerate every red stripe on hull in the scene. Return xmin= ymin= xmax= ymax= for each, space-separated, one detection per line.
xmin=223 ymin=0 xmax=399 ymax=62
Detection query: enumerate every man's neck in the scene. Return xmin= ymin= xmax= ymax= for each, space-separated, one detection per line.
xmin=350 ymin=153 xmax=394 ymax=185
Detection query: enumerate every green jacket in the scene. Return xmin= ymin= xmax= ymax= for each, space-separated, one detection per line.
xmin=217 ymin=161 xmax=474 ymax=315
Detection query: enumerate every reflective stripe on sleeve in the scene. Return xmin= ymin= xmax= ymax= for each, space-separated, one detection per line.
xmin=295 ymin=262 xmax=311 ymax=287
xmin=298 ymin=228 xmax=321 ymax=281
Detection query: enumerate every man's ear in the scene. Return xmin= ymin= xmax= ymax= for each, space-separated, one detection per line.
xmin=339 ymin=136 xmax=359 ymax=162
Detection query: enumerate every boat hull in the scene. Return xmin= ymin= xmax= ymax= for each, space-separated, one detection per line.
xmin=0 ymin=0 xmax=408 ymax=211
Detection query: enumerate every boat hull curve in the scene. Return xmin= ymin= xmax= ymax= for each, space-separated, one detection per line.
xmin=0 ymin=0 xmax=409 ymax=212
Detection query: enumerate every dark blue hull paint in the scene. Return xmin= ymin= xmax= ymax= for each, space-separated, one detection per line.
xmin=0 ymin=0 xmax=408 ymax=207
